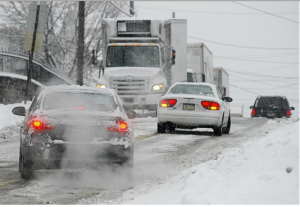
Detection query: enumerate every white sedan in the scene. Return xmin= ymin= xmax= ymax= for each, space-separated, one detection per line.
xmin=157 ymin=82 xmax=233 ymax=136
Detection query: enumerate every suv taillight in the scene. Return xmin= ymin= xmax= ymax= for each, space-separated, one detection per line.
xmin=251 ymin=109 xmax=256 ymax=116
xmin=160 ymin=99 xmax=177 ymax=108
xmin=201 ymin=101 xmax=220 ymax=110
xmin=287 ymin=109 xmax=291 ymax=117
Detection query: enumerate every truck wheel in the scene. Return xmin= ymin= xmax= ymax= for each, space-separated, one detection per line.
xmin=223 ymin=116 xmax=231 ymax=134
xmin=157 ymin=123 xmax=166 ymax=133
xmin=20 ymin=153 xmax=33 ymax=179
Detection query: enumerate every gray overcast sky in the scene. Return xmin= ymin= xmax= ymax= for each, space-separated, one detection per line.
xmin=134 ymin=1 xmax=299 ymax=112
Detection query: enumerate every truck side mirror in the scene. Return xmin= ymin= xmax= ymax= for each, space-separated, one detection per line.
xmin=172 ymin=49 xmax=176 ymax=65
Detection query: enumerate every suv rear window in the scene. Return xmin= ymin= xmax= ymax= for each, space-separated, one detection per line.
xmin=255 ymin=97 xmax=289 ymax=108
xmin=43 ymin=92 xmax=118 ymax=111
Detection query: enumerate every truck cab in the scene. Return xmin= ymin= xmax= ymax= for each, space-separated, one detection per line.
xmin=97 ymin=18 xmax=187 ymax=115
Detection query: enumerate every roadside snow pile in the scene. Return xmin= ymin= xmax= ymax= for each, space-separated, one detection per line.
xmin=125 ymin=117 xmax=299 ymax=205
xmin=0 ymin=102 xmax=29 ymax=143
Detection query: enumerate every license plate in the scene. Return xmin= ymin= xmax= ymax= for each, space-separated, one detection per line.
xmin=183 ymin=103 xmax=195 ymax=110
xmin=267 ymin=113 xmax=275 ymax=117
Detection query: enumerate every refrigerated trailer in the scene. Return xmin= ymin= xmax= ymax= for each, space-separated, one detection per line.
xmin=213 ymin=67 xmax=229 ymax=96
xmin=97 ymin=18 xmax=187 ymax=114
xmin=187 ymin=43 xmax=214 ymax=84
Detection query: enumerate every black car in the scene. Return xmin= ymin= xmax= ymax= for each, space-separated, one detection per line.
xmin=12 ymin=85 xmax=134 ymax=179
xmin=250 ymin=96 xmax=295 ymax=118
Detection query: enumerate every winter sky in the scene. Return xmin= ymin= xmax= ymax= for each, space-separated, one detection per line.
xmin=135 ymin=1 xmax=299 ymax=112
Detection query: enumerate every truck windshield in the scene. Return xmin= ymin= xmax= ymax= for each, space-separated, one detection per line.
xmin=106 ymin=46 xmax=160 ymax=67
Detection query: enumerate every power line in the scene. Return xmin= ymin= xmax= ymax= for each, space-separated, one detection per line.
xmin=188 ymin=35 xmax=299 ymax=50
xmin=138 ymin=6 xmax=299 ymax=15
xmin=227 ymin=67 xmax=299 ymax=79
xmin=232 ymin=1 xmax=299 ymax=24
xmin=226 ymin=63 xmax=298 ymax=74
xmin=234 ymin=82 xmax=299 ymax=90
xmin=214 ymin=56 xmax=299 ymax=64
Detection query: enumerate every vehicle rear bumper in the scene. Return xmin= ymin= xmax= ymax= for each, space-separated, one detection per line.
xmin=158 ymin=112 xmax=221 ymax=127
xmin=23 ymin=139 xmax=134 ymax=167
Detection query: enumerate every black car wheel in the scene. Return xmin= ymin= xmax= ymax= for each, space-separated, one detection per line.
xmin=223 ymin=116 xmax=231 ymax=134
xmin=157 ymin=123 xmax=166 ymax=133
xmin=19 ymin=149 xmax=33 ymax=179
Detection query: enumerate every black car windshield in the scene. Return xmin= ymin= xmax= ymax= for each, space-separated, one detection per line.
xmin=169 ymin=84 xmax=214 ymax=96
xmin=256 ymin=97 xmax=288 ymax=108
xmin=106 ymin=46 xmax=160 ymax=67
xmin=43 ymin=92 xmax=117 ymax=111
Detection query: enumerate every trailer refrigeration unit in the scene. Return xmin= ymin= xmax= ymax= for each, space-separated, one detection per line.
xmin=213 ymin=67 xmax=230 ymax=97
xmin=187 ymin=43 xmax=214 ymax=84
xmin=97 ymin=18 xmax=187 ymax=115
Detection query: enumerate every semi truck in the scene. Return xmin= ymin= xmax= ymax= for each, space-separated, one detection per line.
xmin=213 ymin=67 xmax=230 ymax=96
xmin=97 ymin=18 xmax=187 ymax=115
xmin=186 ymin=43 xmax=214 ymax=84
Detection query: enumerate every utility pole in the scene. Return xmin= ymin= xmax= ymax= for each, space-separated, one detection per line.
xmin=26 ymin=4 xmax=40 ymax=101
xmin=172 ymin=12 xmax=176 ymax=18
xmin=77 ymin=1 xmax=85 ymax=86
xmin=130 ymin=1 xmax=135 ymax=16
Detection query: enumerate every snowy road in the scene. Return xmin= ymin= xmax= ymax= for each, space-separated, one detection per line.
xmin=0 ymin=116 xmax=270 ymax=204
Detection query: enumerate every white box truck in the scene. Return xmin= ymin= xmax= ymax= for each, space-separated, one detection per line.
xmin=213 ymin=67 xmax=230 ymax=96
xmin=97 ymin=18 xmax=187 ymax=115
xmin=187 ymin=43 xmax=214 ymax=84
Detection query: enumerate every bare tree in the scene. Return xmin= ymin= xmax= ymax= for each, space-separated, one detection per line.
xmin=0 ymin=1 xmax=128 ymax=82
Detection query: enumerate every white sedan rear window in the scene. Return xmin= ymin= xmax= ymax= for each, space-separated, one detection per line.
xmin=169 ymin=84 xmax=214 ymax=96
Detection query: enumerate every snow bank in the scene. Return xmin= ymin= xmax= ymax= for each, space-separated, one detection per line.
xmin=125 ymin=117 xmax=299 ymax=205
xmin=0 ymin=102 xmax=30 ymax=143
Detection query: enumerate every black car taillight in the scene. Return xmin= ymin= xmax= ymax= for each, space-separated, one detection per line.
xmin=107 ymin=120 xmax=128 ymax=132
xmin=287 ymin=109 xmax=291 ymax=117
xmin=28 ymin=118 xmax=55 ymax=131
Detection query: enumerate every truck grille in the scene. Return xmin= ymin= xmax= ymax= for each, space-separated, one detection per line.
xmin=110 ymin=77 xmax=148 ymax=95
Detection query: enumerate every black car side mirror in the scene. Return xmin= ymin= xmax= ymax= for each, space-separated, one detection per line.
xmin=250 ymin=106 xmax=254 ymax=109
xmin=12 ymin=106 xmax=26 ymax=116
xmin=127 ymin=111 xmax=137 ymax=119
xmin=223 ymin=97 xmax=233 ymax=102
xmin=291 ymin=107 xmax=295 ymax=110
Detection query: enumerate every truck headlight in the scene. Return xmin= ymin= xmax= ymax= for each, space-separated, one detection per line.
xmin=97 ymin=84 xmax=107 ymax=88
xmin=152 ymin=84 xmax=164 ymax=91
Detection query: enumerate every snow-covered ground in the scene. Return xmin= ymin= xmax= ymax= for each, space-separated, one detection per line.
xmin=122 ymin=117 xmax=299 ymax=205
xmin=0 ymin=103 xmax=298 ymax=204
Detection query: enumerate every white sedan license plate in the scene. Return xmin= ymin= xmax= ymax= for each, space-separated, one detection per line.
xmin=183 ymin=103 xmax=195 ymax=110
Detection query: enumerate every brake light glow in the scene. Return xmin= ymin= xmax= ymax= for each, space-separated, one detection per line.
xmin=107 ymin=120 xmax=128 ymax=132
xmin=287 ymin=109 xmax=291 ymax=117
xmin=160 ymin=99 xmax=177 ymax=108
xmin=119 ymin=121 xmax=128 ymax=132
xmin=201 ymin=101 xmax=220 ymax=110
xmin=31 ymin=119 xmax=55 ymax=131
xmin=251 ymin=108 xmax=256 ymax=116
xmin=77 ymin=107 xmax=86 ymax=110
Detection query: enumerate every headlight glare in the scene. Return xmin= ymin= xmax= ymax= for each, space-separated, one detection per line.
xmin=152 ymin=84 xmax=164 ymax=91
xmin=97 ymin=84 xmax=107 ymax=88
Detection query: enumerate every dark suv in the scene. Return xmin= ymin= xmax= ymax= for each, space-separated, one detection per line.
xmin=250 ymin=96 xmax=295 ymax=118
